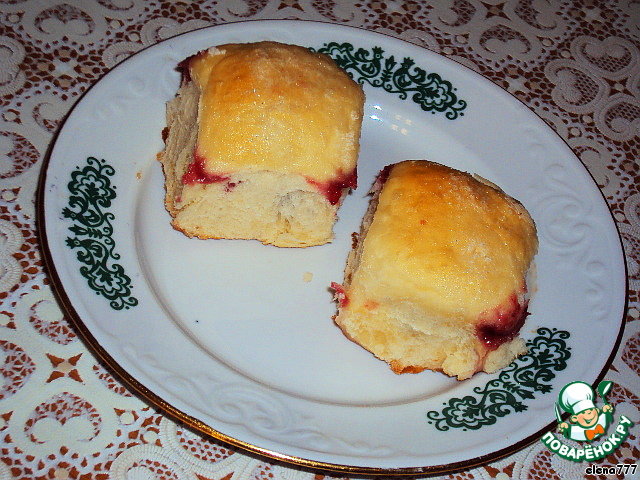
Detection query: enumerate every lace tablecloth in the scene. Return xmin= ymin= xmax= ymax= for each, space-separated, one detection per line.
xmin=1 ymin=1 xmax=639 ymax=479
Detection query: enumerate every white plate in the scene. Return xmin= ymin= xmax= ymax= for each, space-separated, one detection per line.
xmin=39 ymin=20 xmax=627 ymax=474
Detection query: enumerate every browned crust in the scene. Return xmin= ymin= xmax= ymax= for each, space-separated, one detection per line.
xmin=389 ymin=361 xmax=427 ymax=375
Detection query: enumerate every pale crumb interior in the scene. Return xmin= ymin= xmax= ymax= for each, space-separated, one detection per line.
xmin=174 ymin=171 xmax=338 ymax=246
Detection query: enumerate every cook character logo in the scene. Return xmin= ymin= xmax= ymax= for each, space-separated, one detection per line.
xmin=556 ymin=381 xmax=613 ymax=442
xmin=541 ymin=380 xmax=634 ymax=462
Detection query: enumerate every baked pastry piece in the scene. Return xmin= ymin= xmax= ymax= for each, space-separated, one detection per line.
xmin=331 ymin=160 xmax=538 ymax=380
xmin=158 ymin=41 xmax=365 ymax=247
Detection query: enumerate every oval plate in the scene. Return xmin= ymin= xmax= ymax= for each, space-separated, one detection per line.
xmin=38 ymin=20 xmax=627 ymax=475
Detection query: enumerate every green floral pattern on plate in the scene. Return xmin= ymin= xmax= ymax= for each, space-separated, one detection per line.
xmin=62 ymin=156 xmax=138 ymax=310
xmin=427 ymin=327 xmax=571 ymax=431
xmin=315 ymin=42 xmax=468 ymax=120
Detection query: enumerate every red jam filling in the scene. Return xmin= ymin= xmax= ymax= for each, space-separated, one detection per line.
xmin=177 ymin=49 xmax=207 ymax=84
xmin=376 ymin=164 xmax=393 ymax=186
xmin=330 ymin=282 xmax=349 ymax=308
xmin=181 ymin=152 xmax=231 ymax=185
xmin=306 ymin=169 xmax=357 ymax=205
xmin=475 ymin=293 xmax=529 ymax=350
xmin=182 ymin=150 xmax=355 ymax=205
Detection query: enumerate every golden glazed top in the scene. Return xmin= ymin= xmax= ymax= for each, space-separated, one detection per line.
xmin=187 ymin=41 xmax=365 ymax=181
xmin=354 ymin=160 xmax=539 ymax=327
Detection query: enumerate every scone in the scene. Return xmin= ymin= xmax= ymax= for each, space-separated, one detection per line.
xmin=158 ymin=41 xmax=365 ymax=247
xmin=331 ymin=160 xmax=538 ymax=380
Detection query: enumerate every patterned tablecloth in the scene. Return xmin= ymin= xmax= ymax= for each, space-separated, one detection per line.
xmin=1 ymin=1 xmax=639 ymax=479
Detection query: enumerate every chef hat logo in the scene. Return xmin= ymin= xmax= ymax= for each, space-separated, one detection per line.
xmin=558 ymin=381 xmax=597 ymax=415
